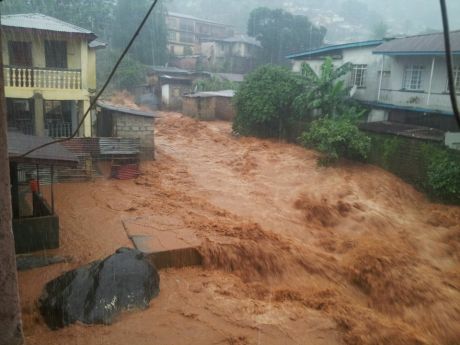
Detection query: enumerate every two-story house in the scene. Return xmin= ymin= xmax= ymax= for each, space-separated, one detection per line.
xmin=1 ymin=13 xmax=105 ymax=138
xmin=287 ymin=32 xmax=460 ymax=133
xmin=166 ymin=12 xmax=234 ymax=56
xmin=200 ymin=34 xmax=261 ymax=73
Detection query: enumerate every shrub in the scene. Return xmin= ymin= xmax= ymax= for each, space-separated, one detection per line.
xmin=426 ymin=149 xmax=460 ymax=203
xmin=233 ymin=65 xmax=306 ymax=138
xmin=301 ymin=117 xmax=371 ymax=165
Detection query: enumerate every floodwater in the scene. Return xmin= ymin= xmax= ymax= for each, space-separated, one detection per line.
xmin=19 ymin=113 xmax=460 ymax=344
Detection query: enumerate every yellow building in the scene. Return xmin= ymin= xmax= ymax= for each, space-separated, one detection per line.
xmin=1 ymin=13 xmax=105 ymax=137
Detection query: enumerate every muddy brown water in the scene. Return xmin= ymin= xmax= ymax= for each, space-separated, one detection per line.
xmin=19 ymin=112 xmax=460 ymax=345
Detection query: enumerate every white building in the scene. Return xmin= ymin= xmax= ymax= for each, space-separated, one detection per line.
xmin=288 ymin=32 xmax=460 ymax=133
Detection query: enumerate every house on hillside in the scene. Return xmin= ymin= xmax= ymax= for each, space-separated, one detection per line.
xmin=166 ymin=12 xmax=234 ymax=56
xmin=201 ymin=34 xmax=261 ymax=73
xmin=288 ymin=33 xmax=460 ymax=146
xmin=1 ymin=13 xmax=105 ymax=138
xmin=146 ymin=66 xmax=210 ymax=110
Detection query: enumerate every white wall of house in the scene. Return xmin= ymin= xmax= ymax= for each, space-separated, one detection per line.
xmin=376 ymin=55 xmax=460 ymax=113
xmin=291 ymin=45 xmax=381 ymax=103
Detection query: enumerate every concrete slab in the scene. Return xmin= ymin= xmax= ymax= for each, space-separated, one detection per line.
xmin=122 ymin=215 xmax=202 ymax=269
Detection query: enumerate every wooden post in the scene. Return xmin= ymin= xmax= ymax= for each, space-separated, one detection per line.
xmin=51 ymin=165 xmax=55 ymax=215
xmin=0 ymin=11 xmax=25 ymax=345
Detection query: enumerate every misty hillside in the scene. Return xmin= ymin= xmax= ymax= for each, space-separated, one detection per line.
xmin=167 ymin=0 xmax=460 ymax=43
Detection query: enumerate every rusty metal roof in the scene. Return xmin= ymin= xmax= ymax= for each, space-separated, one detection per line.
xmin=373 ymin=31 xmax=460 ymax=56
xmin=8 ymin=131 xmax=79 ymax=166
xmin=97 ymin=101 xmax=158 ymax=118
xmin=0 ymin=13 xmax=96 ymax=40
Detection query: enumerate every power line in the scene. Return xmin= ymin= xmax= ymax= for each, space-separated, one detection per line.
xmin=17 ymin=0 xmax=160 ymax=158
xmin=439 ymin=0 xmax=460 ymax=128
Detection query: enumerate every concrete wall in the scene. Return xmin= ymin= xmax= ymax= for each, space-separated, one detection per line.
xmin=113 ymin=113 xmax=155 ymax=158
xmin=13 ymin=215 xmax=59 ymax=254
xmin=182 ymin=96 xmax=235 ymax=121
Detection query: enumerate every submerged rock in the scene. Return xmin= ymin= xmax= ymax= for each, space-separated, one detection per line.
xmin=39 ymin=248 xmax=160 ymax=329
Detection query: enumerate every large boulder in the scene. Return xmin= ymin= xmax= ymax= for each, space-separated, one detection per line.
xmin=39 ymin=248 xmax=160 ymax=329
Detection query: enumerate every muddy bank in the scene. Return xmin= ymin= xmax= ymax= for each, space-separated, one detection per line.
xmin=19 ymin=112 xmax=460 ymax=345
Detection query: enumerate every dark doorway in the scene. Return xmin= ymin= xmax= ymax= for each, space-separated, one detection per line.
xmin=6 ymin=98 xmax=35 ymax=135
xmin=45 ymin=40 xmax=68 ymax=69
xmin=8 ymin=41 xmax=33 ymax=87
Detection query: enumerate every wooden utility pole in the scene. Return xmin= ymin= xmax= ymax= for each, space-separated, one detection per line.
xmin=0 ymin=5 xmax=25 ymax=344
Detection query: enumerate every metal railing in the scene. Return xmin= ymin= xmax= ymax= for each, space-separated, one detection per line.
xmin=4 ymin=66 xmax=82 ymax=90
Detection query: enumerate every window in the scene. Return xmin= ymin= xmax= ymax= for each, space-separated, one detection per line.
xmin=45 ymin=40 xmax=67 ymax=68
xmin=179 ymin=32 xmax=195 ymax=44
xmin=168 ymin=31 xmax=177 ymax=42
xmin=179 ymin=19 xmax=194 ymax=32
xmin=350 ymin=64 xmax=367 ymax=88
xmin=8 ymin=41 xmax=33 ymax=66
xmin=403 ymin=65 xmax=424 ymax=90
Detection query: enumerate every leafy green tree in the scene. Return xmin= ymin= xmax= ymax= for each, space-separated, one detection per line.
xmin=112 ymin=0 xmax=168 ymax=66
xmin=293 ymin=57 xmax=353 ymax=118
xmin=233 ymin=65 xmax=306 ymax=138
xmin=247 ymin=7 xmax=326 ymax=65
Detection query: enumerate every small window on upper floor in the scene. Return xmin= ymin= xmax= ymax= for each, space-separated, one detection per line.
xmin=45 ymin=40 xmax=67 ymax=69
xmin=403 ymin=65 xmax=424 ymax=91
xmin=350 ymin=64 xmax=367 ymax=88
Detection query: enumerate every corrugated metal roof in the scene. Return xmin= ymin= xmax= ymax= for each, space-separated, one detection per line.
xmin=88 ymin=39 xmax=107 ymax=49
xmin=150 ymin=66 xmax=192 ymax=75
xmin=97 ymin=101 xmax=158 ymax=118
xmin=0 ymin=13 xmax=96 ymax=40
xmin=203 ymin=34 xmax=261 ymax=47
xmin=286 ymin=40 xmax=384 ymax=60
xmin=215 ymin=73 xmax=245 ymax=83
xmin=8 ymin=131 xmax=78 ymax=166
xmin=373 ymin=31 xmax=460 ymax=56
xmin=185 ymin=90 xmax=235 ymax=98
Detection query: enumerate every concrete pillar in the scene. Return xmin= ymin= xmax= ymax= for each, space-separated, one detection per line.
xmin=82 ymin=99 xmax=92 ymax=137
xmin=34 ymin=93 xmax=45 ymax=136
xmin=71 ymin=100 xmax=78 ymax=135
xmin=80 ymin=40 xmax=88 ymax=90
xmin=0 ymin=29 xmax=25 ymax=345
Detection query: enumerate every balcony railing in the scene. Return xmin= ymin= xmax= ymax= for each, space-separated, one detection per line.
xmin=46 ymin=122 xmax=72 ymax=138
xmin=4 ymin=66 xmax=82 ymax=90
xmin=378 ymin=89 xmax=456 ymax=112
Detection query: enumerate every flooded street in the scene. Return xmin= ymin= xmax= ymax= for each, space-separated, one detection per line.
xmin=19 ymin=113 xmax=460 ymax=345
